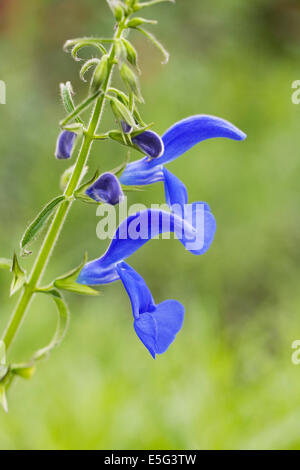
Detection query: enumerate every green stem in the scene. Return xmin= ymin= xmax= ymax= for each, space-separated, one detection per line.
xmin=2 ymin=22 xmax=125 ymax=352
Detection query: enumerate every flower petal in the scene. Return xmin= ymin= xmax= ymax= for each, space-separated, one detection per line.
xmin=55 ymin=130 xmax=76 ymax=160
xmin=77 ymin=209 xmax=197 ymax=285
xmin=132 ymin=130 xmax=164 ymax=159
xmin=120 ymin=115 xmax=246 ymax=186
xmin=163 ymin=167 xmax=188 ymax=211
xmin=85 ymin=172 xmax=124 ymax=205
xmin=178 ymin=202 xmax=216 ymax=255
xmin=159 ymin=114 xmax=247 ymax=165
xmin=134 ymin=300 xmax=184 ymax=358
xmin=120 ymin=158 xmax=163 ymax=185
xmin=116 ymin=262 xmax=155 ymax=320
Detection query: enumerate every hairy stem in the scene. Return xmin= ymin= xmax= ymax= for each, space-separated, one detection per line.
xmin=2 ymin=22 xmax=125 ymax=352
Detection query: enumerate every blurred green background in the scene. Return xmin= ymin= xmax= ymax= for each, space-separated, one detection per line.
xmin=1 ymin=0 xmax=300 ymax=450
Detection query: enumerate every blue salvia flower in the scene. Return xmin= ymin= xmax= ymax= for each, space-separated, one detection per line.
xmin=117 ymin=262 xmax=184 ymax=358
xmin=55 ymin=130 xmax=77 ymax=160
xmin=77 ymin=208 xmax=216 ymax=285
xmin=85 ymin=172 xmax=124 ymax=205
xmin=77 ymin=208 xmax=216 ymax=356
xmin=119 ymin=115 xmax=247 ymax=201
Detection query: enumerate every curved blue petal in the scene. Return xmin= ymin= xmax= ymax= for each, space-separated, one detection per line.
xmin=159 ymin=114 xmax=247 ymax=165
xmin=178 ymin=202 xmax=216 ymax=255
xmin=120 ymin=115 xmax=246 ymax=186
xmin=116 ymin=262 xmax=155 ymax=320
xmin=77 ymin=209 xmax=198 ymax=285
xmin=120 ymin=158 xmax=164 ymax=186
xmin=163 ymin=167 xmax=188 ymax=211
xmin=134 ymin=300 xmax=184 ymax=358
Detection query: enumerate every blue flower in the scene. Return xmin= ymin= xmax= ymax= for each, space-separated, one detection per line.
xmin=117 ymin=262 xmax=184 ymax=358
xmin=85 ymin=172 xmax=124 ymax=205
xmin=55 ymin=130 xmax=77 ymax=160
xmin=119 ymin=115 xmax=247 ymax=197
xmin=77 ymin=208 xmax=215 ymax=285
xmin=131 ymin=130 xmax=164 ymax=159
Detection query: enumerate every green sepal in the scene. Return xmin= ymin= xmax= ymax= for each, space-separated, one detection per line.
xmin=91 ymin=55 xmax=109 ymax=94
xmin=126 ymin=17 xmax=157 ymax=28
xmin=33 ymin=290 xmax=70 ymax=362
xmin=108 ymin=123 xmax=154 ymax=153
xmin=20 ymin=196 xmax=66 ymax=256
xmin=10 ymin=364 xmax=36 ymax=380
xmin=134 ymin=0 xmax=175 ymax=10
xmin=60 ymin=82 xmax=83 ymax=125
xmin=62 ymin=122 xmax=84 ymax=134
xmin=10 ymin=254 xmax=26 ymax=297
xmin=0 ymin=258 xmax=12 ymax=271
xmin=136 ymin=27 xmax=169 ymax=64
xmin=120 ymin=63 xmax=144 ymax=103
xmin=121 ymin=38 xmax=139 ymax=69
xmin=53 ymin=254 xmax=100 ymax=296
xmin=110 ymin=97 xmax=136 ymax=128
xmin=74 ymin=170 xmax=101 ymax=205
xmin=80 ymin=58 xmax=100 ymax=82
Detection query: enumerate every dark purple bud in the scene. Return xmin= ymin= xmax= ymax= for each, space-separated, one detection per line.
xmin=132 ymin=130 xmax=164 ymax=159
xmin=85 ymin=172 xmax=124 ymax=205
xmin=55 ymin=130 xmax=76 ymax=160
xmin=121 ymin=120 xmax=133 ymax=134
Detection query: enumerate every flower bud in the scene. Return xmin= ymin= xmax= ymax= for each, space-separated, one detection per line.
xmin=122 ymin=39 xmax=138 ymax=68
xmin=120 ymin=63 xmax=143 ymax=102
xmin=85 ymin=172 xmax=124 ymax=205
xmin=132 ymin=130 xmax=164 ymax=159
xmin=121 ymin=121 xmax=133 ymax=134
xmin=110 ymin=97 xmax=136 ymax=128
xmin=91 ymin=55 xmax=109 ymax=93
xmin=55 ymin=130 xmax=77 ymax=160
xmin=107 ymin=0 xmax=124 ymax=22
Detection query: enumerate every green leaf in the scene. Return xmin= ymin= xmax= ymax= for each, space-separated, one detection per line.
xmin=33 ymin=291 xmax=70 ymax=362
xmin=10 ymin=254 xmax=26 ymax=296
xmin=53 ymin=254 xmax=100 ymax=296
xmin=0 ymin=258 xmax=11 ymax=271
xmin=20 ymin=196 xmax=66 ymax=256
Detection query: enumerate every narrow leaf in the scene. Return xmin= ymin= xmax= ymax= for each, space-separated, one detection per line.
xmin=10 ymin=254 xmax=26 ymax=296
xmin=20 ymin=196 xmax=65 ymax=255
